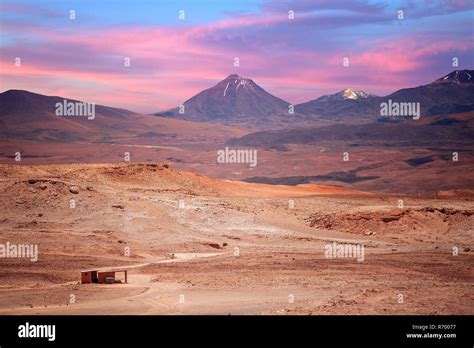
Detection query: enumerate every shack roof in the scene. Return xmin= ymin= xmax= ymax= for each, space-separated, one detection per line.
xmin=81 ymin=269 xmax=128 ymax=273
xmin=97 ymin=269 xmax=128 ymax=273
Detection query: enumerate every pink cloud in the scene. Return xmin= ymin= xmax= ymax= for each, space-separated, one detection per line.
xmin=1 ymin=9 xmax=473 ymax=112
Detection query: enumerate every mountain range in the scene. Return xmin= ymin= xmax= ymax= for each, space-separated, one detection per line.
xmin=1 ymin=70 xmax=473 ymax=142
xmin=157 ymin=70 xmax=474 ymax=128
xmin=0 ymin=89 xmax=245 ymax=143
xmin=1 ymin=70 xmax=473 ymax=194
xmin=226 ymin=71 xmax=474 ymax=148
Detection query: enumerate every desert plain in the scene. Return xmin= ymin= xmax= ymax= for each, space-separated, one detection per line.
xmin=0 ymin=162 xmax=472 ymax=315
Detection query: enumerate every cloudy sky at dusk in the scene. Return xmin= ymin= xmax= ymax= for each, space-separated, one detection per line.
xmin=1 ymin=0 xmax=473 ymax=113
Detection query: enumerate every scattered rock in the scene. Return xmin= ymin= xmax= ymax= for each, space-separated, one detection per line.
xmin=38 ymin=213 xmax=43 ymax=217
xmin=207 ymin=243 xmax=222 ymax=249
xmin=39 ymin=183 xmax=47 ymax=190
xmin=69 ymin=186 xmax=80 ymax=194
xmin=15 ymin=198 xmax=25 ymax=204
xmin=112 ymin=204 xmax=124 ymax=209
xmin=27 ymin=179 xmax=38 ymax=184
xmin=28 ymin=187 xmax=36 ymax=193
xmin=381 ymin=215 xmax=401 ymax=223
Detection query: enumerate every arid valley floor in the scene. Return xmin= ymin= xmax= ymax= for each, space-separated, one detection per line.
xmin=0 ymin=163 xmax=472 ymax=314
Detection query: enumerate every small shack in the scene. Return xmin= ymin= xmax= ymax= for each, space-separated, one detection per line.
xmin=81 ymin=270 xmax=98 ymax=284
xmin=81 ymin=269 xmax=128 ymax=284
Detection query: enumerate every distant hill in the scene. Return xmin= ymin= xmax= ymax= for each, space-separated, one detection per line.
xmin=0 ymin=89 xmax=246 ymax=143
xmin=229 ymin=112 xmax=474 ymax=148
xmin=295 ymin=88 xmax=379 ymax=122
xmin=156 ymin=74 xmax=312 ymax=129
xmin=295 ymin=70 xmax=474 ymax=121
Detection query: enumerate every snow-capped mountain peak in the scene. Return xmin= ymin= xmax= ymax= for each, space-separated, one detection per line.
xmin=222 ymin=74 xmax=255 ymax=95
xmin=341 ymin=88 xmax=371 ymax=100
xmin=436 ymin=70 xmax=473 ymax=85
xmin=317 ymin=88 xmax=374 ymax=102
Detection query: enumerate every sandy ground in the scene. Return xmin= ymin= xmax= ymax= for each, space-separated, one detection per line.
xmin=0 ymin=163 xmax=472 ymax=314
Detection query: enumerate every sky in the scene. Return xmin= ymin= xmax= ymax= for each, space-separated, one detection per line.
xmin=0 ymin=0 xmax=473 ymax=113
